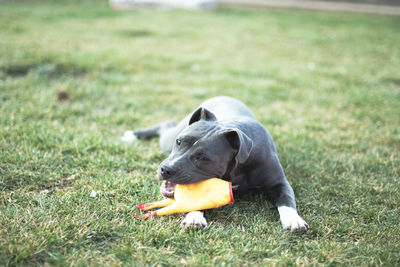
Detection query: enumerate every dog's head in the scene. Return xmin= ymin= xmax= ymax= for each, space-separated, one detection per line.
xmin=159 ymin=107 xmax=253 ymax=197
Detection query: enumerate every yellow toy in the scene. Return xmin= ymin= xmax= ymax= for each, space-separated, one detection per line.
xmin=136 ymin=178 xmax=234 ymax=218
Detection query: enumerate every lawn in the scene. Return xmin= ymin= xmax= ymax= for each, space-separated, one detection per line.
xmin=0 ymin=1 xmax=399 ymax=266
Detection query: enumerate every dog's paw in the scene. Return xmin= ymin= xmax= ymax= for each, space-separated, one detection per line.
xmin=180 ymin=211 xmax=207 ymax=229
xmin=121 ymin=130 xmax=137 ymax=143
xmin=278 ymin=206 xmax=309 ymax=232
xmin=281 ymin=215 xmax=309 ymax=232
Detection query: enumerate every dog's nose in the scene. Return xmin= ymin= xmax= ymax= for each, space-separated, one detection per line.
xmin=160 ymin=165 xmax=176 ymax=180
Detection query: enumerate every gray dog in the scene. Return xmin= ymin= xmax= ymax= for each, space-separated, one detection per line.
xmin=122 ymin=96 xmax=308 ymax=231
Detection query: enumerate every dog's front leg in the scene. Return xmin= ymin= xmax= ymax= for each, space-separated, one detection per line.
xmin=180 ymin=211 xmax=207 ymax=229
xmin=262 ymin=156 xmax=309 ymax=231
xmin=269 ymin=182 xmax=309 ymax=231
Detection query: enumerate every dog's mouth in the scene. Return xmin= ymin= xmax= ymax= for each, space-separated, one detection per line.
xmin=160 ymin=180 xmax=177 ymax=198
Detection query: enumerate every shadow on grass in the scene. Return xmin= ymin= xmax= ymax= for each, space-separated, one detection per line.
xmin=1 ymin=61 xmax=88 ymax=79
xmin=121 ymin=29 xmax=153 ymax=38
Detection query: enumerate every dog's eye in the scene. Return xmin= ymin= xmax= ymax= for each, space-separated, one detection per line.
xmin=176 ymin=139 xmax=182 ymax=146
xmin=195 ymin=154 xmax=209 ymax=161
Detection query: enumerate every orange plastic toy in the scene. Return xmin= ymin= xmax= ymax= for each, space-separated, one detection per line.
xmin=137 ymin=178 xmax=234 ymax=218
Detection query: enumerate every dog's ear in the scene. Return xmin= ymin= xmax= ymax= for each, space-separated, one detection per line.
xmin=224 ymin=128 xmax=253 ymax=164
xmin=189 ymin=107 xmax=217 ymax=125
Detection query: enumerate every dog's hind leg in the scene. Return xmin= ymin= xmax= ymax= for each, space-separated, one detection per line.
xmin=135 ymin=120 xmax=176 ymax=140
xmin=121 ymin=120 xmax=175 ymax=143
xmin=122 ymin=116 xmax=189 ymax=154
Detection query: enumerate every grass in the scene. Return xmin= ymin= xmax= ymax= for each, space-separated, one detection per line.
xmin=0 ymin=1 xmax=399 ymax=266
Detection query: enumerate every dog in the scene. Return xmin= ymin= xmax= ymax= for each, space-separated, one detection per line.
xmin=122 ymin=96 xmax=308 ymax=231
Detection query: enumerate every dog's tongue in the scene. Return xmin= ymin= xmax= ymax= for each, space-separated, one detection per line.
xmin=161 ymin=181 xmax=176 ymax=198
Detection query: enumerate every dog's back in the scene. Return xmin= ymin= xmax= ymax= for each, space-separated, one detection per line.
xmin=199 ymin=96 xmax=255 ymax=121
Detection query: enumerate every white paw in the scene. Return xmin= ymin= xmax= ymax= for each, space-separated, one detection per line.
xmin=121 ymin=130 xmax=137 ymax=143
xmin=180 ymin=211 xmax=207 ymax=229
xmin=278 ymin=206 xmax=309 ymax=231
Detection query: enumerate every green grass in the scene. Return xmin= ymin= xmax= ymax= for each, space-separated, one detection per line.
xmin=1 ymin=1 xmax=399 ymax=266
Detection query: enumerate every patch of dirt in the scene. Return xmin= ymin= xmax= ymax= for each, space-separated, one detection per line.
xmin=39 ymin=175 xmax=76 ymax=193
xmin=57 ymin=91 xmax=71 ymax=102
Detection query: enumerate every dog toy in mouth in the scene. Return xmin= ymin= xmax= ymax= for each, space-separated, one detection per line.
xmin=136 ymin=178 xmax=234 ymax=218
